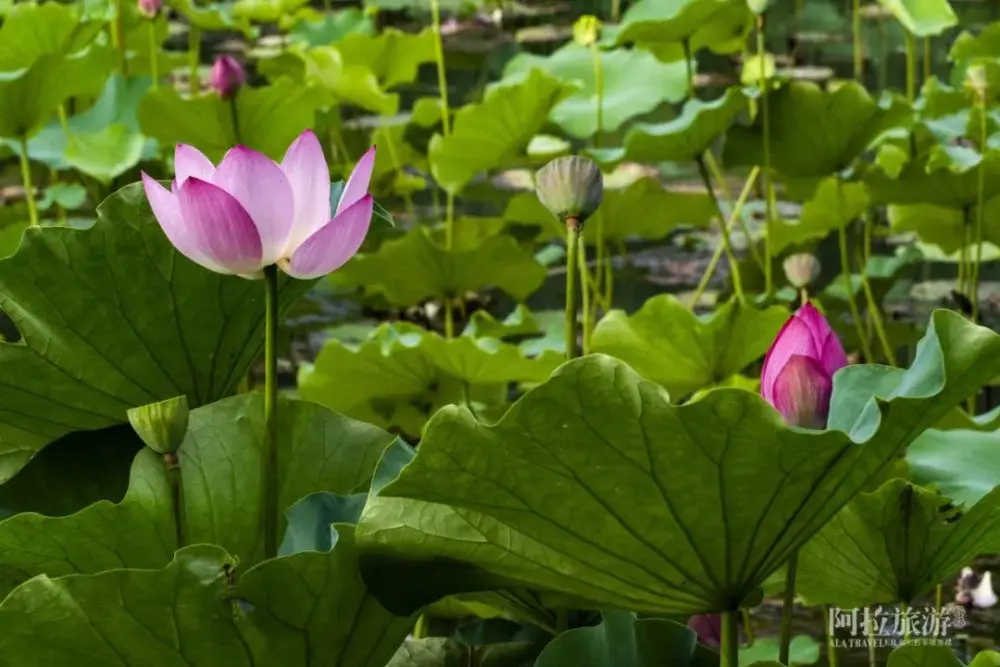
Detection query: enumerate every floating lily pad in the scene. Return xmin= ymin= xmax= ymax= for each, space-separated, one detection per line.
xmin=0 ymin=184 xmax=314 ymax=484
xmin=797 ymin=479 xmax=1000 ymax=607
xmin=502 ymin=43 xmax=688 ymax=139
xmin=429 ymin=69 xmax=576 ymax=194
xmin=332 ymin=227 xmax=547 ymax=306
xmin=590 ymin=295 xmax=789 ymax=397
xmin=356 ymin=310 xmax=1000 ymax=616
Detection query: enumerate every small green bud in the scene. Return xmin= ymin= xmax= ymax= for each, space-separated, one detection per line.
xmin=128 ymin=395 xmax=190 ymax=454
xmin=535 ymin=155 xmax=604 ymax=230
xmin=573 ymin=15 xmax=600 ymax=46
xmin=966 ymin=63 xmax=989 ymax=100
xmin=783 ymin=252 xmax=821 ymax=289
xmin=747 ymin=0 xmax=770 ymax=14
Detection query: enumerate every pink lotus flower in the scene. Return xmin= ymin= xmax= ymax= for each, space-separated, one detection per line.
xmin=760 ymin=303 xmax=848 ymax=429
xmin=210 ymin=55 xmax=245 ymax=99
xmin=137 ymin=0 xmax=162 ymax=18
xmin=687 ymin=614 xmax=722 ymax=647
xmin=141 ymin=130 xmax=375 ymax=280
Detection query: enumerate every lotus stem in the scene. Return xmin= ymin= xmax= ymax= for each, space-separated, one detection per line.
xmin=565 ymin=221 xmax=581 ymax=358
xmin=683 ymin=38 xmax=695 ymax=100
xmin=721 ymin=610 xmax=740 ymax=667
xmin=838 ymin=224 xmax=874 ymax=361
xmin=690 ymin=167 xmax=760 ymax=308
xmin=824 ymin=604 xmax=839 ymax=667
xmin=589 ymin=40 xmax=604 ymax=146
xmin=114 ymin=0 xmax=129 ymax=76
xmin=430 ymin=0 xmax=451 ymax=136
xmin=697 ymin=154 xmax=745 ymax=303
xmin=741 ymin=608 xmax=756 ymax=646
xmin=188 ymin=26 xmax=201 ymax=94
xmin=578 ymin=236 xmax=591 ymax=353
xmin=610 ymin=0 xmax=620 ymax=22
xmin=444 ymin=192 xmax=456 ymax=338
xmin=382 ymin=129 xmax=415 ymax=218
xmin=973 ymin=96 xmax=987 ymax=323
xmin=905 ymin=31 xmax=917 ymax=103
xmin=704 ymin=151 xmax=763 ymax=269
xmin=18 ymin=136 xmax=38 ymax=227
xmin=263 ymin=264 xmax=280 ymax=560
xmin=165 ymin=452 xmax=187 ymax=547
xmin=852 ymin=0 xmax=863 ymax=81
xmin=779 ymin=552 xmax=799 ymax=665
xmin=867 ymin=606 xmax=877 ymax=667
xmin=148 ymin=21 xmax=159 ymax=89
xmin=923 ymin=37 xmax=931 ymax=83
xmin=860 ymin=212 xmax=897 ymax=366
xmin=757 ymin=13 xmax=775 ymax=296
xmin=935 ymin=584 xmax=943 ymax=615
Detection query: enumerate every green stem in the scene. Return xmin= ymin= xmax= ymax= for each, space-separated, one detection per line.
xmin=229 ymin=97 xmax=240 ymax=142
xmin=901 ymin=602 xmax=910 ymax=644
xmin=578 ymin=236 xmax=591 ymax=354
xmin=430 ymin=0 xmax=451 ymax=136
xmin=935 ymin=584 xmax=943 ymax=615
xmin=860 ymin=212 xmax=897 ymax=365
xmin=18 ymin=136 xmax=38 ymax=227
xmin=589 ymin=42 xmax=604 ymax=146
xmin=165 ymin=452 xmax=187 ymax=547
xmin=721 ymin=610 xmax=740 ymax=667
xmin=565 ymin=222 xmax=581 ymax=359
xmin=757 ymin=13 xmax=775 ymax=296
xmin=690 ymin=167 xmax=760 ymax=308
xmin=188 ymin=26 xmax=201 ymax=95
xmin=741 ymin=608 xmax=756 ymax=647
xmin=824 ymin=605 xmax=839 ymax=667
xmin=148 ymin=20 xmax=159 ymax=89
xmin=444 ymin=192 xmax=456 ymax=338
xmin=413 ymin=614 xmax=429 ymax=639
xmin=697 ymin=154 xmax=745 ymax=303
xmin=610 ymin=0 xmax=620 ymax=22
xmin=263 ymin=264 xmax=280 ymax=560
xmin=852 ymin=0 xmax=863 ymax=81
xmin=838 ymin=224 xmax=873 ymax=361
xmin=114 ymin=0 xmax=129 ymax=76
xmin=973 ymin=100 xmax=987 ymax=323
xmin=905 ymin=31 xmax=917 ymax=103
xmin=704 ymin=151 xmax=763 ymax=269
xmin=779 ymin=552 xmax=799 ymax=666
xmin=556 ymin=609 xmax=570 ymax=634
xmin=382 ymin=128 xmax=415 ymax=218
xmin=867 ymin=607 xmax=877 ymax=667
xmin=923 ymin=37 xmax=931 ymax=84
xmin=683 ymin=39 xmax=695 ymax=100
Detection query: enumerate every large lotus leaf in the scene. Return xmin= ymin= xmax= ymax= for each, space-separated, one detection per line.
xmin=589 ymin=87 xmax=747 ymax=166
xmin=886 ymin=193 xmax=1000 ymax=251
xmin=876 ymin=0 xmax=957 ymax=38
xmin=138 ymin=80 xmax=324 ymax=162
xmin=355 ymin=311 xmax=1000 ymax=616
xmin=232 ymin=0 xmax=311 ymax=22
xmin=0 ymin=184 xmax=314 ymax=483
xmin=534 ymin=611 xmax=716 ymax=667
xmin=0 ymin=526 xmax=412 ymax=666
xmin=590 ymin=295 xmax=788 ymax=397
xmin=387 ymin=637 xmax=542 ymax=667
xmin=609 ymin=0 xmax=753 ymax=61
xmin=0 ymin=394 xmax=396 ymax=596
xmin=797 ymin=479 xmax=1000 ymax=608
xmin=502 ymin=43 xmax=687 ymax=140
xmin=771 ymin=179 xmax=870 ymax=253
xmin=288 ymin=7 xmax=374 ymax=47
xmin=724 ymin=81 xmax=912 ymax=178
xmin=336 ymin=27 xmax=436 ymax=90
xmin=886 ymin=645 xmax=1000 ymax=667
xmin=906 ymin=428 xmax=1000 ymax=506
xmin=504 ymin=178 xmax=716 ymax=244
xmin=866 ymin=152 xmax=1000 ymax=207
xmin=332 ymin=226 xmax=546 ymax=306
xmin=428 ymin=69 xmax=576 ymax=194
xmin=0 ymin=2 xmax=104 ymax=70
xmin=298 ymin=321 xmax=563 ymax=436
xmin=167 ymin=0 xmax=255 ymax=34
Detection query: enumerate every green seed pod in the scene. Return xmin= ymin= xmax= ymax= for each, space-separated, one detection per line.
xmin=534 ymin=155 xmax=604 ymax=230
xmin=783 ymin=252 xmax=821 ymax=289
xmin=747 ymin=0 xmax=770 ymax=15
xmin=128 ymin=395 xmax=190 ymax=454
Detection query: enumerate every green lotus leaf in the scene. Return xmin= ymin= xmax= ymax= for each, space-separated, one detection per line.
xmin=725 ymin=81 xmax=912 ymax=179
xmin=387 ymin=636 xmax=542 ymax=667
xmin=356 ymin=310 xmax=1000 ymax=617
xmin=907 ymin=427 xmax=1000 ymax=506
xmin=876 ymin=0 xmax=957 ymax=38
xmin=167 ymin=0 xmax=255 ymax=35
xmin=332 ymin=226 xmax=547 ymax=306
xmin=0 ymin=184 xmax=314 ymax=484
xmin=232 ymin=0 xmax=311 ymax=22
xmin=362 ymin=0 xmax=485 ymax=11
xmin=298 ymin=321 xmax=563 ymax=437
xmin=886 ymin=645 xmax=1000 ymax=667
xmin=609 ymin=0 xmax=753 ymax=61
xmin=867 ymin=152 xmax=1000 ymax=207
xmin=138 ymin=79 xmax=324 ymax=162
xmin=336 ymin=27 xmax=437 ymax=90
xmin=0 ymin=394 xmax=396 ymax=596
xmin=502 ymin=43 xmax=687 ymax=140
xmin=797 ymin=479 xmax=1000 ymax=607
xmin=428 ymin=69 xmax=576 ymax=194
xmin=772 ymin=178 xmax=870 ymax=254
xmin=590 ymin=295 xmax=789 ymax=397
xmin=287 ymin=7 xmax=375 ymax=47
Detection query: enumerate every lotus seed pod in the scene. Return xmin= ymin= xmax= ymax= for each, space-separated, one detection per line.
xmin=535 ymin=155 xmax=604 ymax=230
xmin=783 ymin=253 xmax=821 ymax=289
xmin=573 ymin=15 xmax=600 ymax=46
xmin=747 ymin=0 xmax=770 ymax=14
xmin=127 ymin=395 xmax=190 ymax=454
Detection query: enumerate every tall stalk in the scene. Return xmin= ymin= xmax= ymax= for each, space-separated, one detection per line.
xmin=262 ymin=265 xmax=280 ymax=559
xmin=18 ymin=137 xmax=38 ymax=227
xmin=823 ymin=604 xmax=839 ymax=667
xmin=972 ymin=96 xmax=988 ymax=323
xmin=852 ymin=0 xmax=863 ymax=81
xmin=114 ymin=0 xmax=129 ymax=76
xmin=578 ymin=238 xmax=591 ymax=353
xmin=704 ymin=151 xmax=763 ymax=269
xmin=905 ymin=31 xmax=917 ymax=103
xmin=565 ymin=220 xmax=582 ymax=359
xmin=721 ymin=610 xmax=740 ymax=667
xmin=188 ymin=26 xmax=201 ymax=94
xmin=148 ymin=21 xmax=159 ymax=89
xmin=859 ymin=212 xmax=897 ymax=365
xmin=923 ymin=37 xmax=932 ymax=83
xmin=839 ymin=223 xmax=874 ymax=361
xmin=778 ymin=555 xmax=798 ymax=665
xmin=430 ymin=0 xmax=456 ymax=338
xmin=583 ymin=20 xmax=606 ymax=343
xmin=697 ymin=155 xmax=745 ymax=302
xmin=757 ymin=13 xmax=776 ymax=296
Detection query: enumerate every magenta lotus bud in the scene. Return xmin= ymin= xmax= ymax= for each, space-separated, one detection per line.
xmin=687 ymin=614 xmax=722 ymax=647
xmin=210 ymin=55 xmax=246 ymax=99
xmin=137 ymin=0 xmax=162 ymax=18
xmin=760 ymin=303 xmax=848 ymax=429
xmin=141 ymin=131 xmax=376 ymax=279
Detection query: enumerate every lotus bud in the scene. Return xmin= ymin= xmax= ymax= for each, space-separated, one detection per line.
xmin=687 ymin=614 xmax=721 ymax=647
xmin=127 ymin=395 xmax=190 ymax=454
xmin=573 ymin=15 xmax=600 ymax=47
xmin=138 ymin=0 xmax=162 ymax=18
xmin=760 ymin=303 xmax=848 ymax=429
xmin=747 ymin=0 xmax=770 ymax=14
xmin=965 ymin=63 xmax=989 ymax=103
xmin=210 ymin=55 xmax=246 ymax=99
xmin=535 ymin=155 xmax=604 ymax=232
xmin=783 ymin=252 xmax=821 ymax=289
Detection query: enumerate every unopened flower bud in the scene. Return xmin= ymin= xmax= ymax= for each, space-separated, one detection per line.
xmin=966 ymin=63 xmax=988 ymax=101
xmin=210 ymin=55 xmax=246 ymax=99
xmin=127 ymin=395 xmax=190 ymax=454
xmin=573 ymin=15 xmax=600 ymax=47
xmin=747 ymin=0 xmax=770 ymax=15
xmin=783 ymin=252 xmax=821 ymax=289
xmin=535 ymin=155 xmax=604 ymax=231
xmin=138 ymin=0 xmax=162 ymax=18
